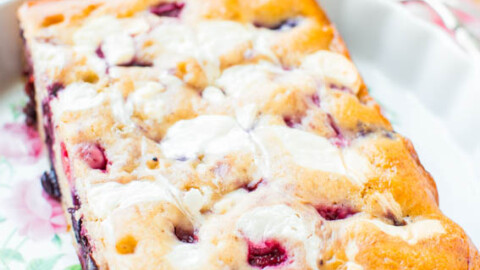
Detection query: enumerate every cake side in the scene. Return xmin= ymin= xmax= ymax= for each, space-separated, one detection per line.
xmin=18 ymin=0 xmax=480 ymax=269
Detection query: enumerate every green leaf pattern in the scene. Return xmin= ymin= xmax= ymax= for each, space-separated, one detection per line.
xmin=26 ymin=255 xmax=63 ymax=270
xmin=0 ymin=248 xmax=24 ymax=262
xmin=64 ymin=265 xmax=82 ymax=270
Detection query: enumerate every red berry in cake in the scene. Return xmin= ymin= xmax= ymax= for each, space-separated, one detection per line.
xmin=174 ymin=226 xmax=197 ymax=244
xmin=47 ymin=82 xmax=64 ymax=97
xmin=150 ymin=2 xmax=185 ymax=17
xmin=248 ymin=240 xmax=288 ymax=268
xmin=242 ymin=179 xmax=264 ymax=192
xmin=310 ymin=93 xmax=321 ymax=107
xmin=72 ymin=189 xmax=81 ymax=209
xmin=60 ymin=142 xmax=73 ymax=183
xmin=316 ymin=204 xmax=357 ymax=220
xmin=283 ymin=115 xmax=302 ymax=128
xmin=327 ymin=114 xmax=349 ymax=147
xmin=95 ymin=45 xmax=105 ymax=59
xmin=78 ymin=143 xmax=107 ymax=171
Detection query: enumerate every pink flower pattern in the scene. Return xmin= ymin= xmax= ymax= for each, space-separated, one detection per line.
xmin=0 ymin=123 xmax=43 ymax=164
xmin=2 ymin=180 xmax=66 ymax=241
xmin=402 ymin=0 xmax=480 ymax=37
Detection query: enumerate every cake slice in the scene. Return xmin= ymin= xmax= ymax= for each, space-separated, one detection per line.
xmin=18 ymin=0 xmax=479 ymax=269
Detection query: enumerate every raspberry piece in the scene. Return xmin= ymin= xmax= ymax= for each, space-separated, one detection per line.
xmin=316 ymin=204 xmax=357 ymax=220
xmin=174 ymin=226 xmax=197 ymax=243
xmin=95 ymin=45 xmax=105 ymax=59
xmin=248 ymin=240 xmax=287 ymax=268
xmin=78 ymin=143 xmax=107 ymax=171
xmin=60 ymin=142 xmax=73 ymax=184
xmin=150 ymin=2 xmax=185 ymax=17
xmin=283 ymin=115 xmax=302 ymax=128
xmin=310 ymin=93 xmax=321 ymax=107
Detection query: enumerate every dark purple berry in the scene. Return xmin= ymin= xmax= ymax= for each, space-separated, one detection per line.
xmin=40 ymin=168 xmax=61 ymax=201
xmin=23 ymin=75 xmax=37 ymax=127
xmin=69 ymin=213 xmax=99 ymax=270
xmin=254 ymin=18 xmax=299 ymax=31
xmin=47 ymin=82 xmax=64 ymax=98
xmin=42 ymin=99 xmax=55 ymax=161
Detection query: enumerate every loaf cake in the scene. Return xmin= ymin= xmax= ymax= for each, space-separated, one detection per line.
xmin=18 ymin=0 xmax=479 ymax=269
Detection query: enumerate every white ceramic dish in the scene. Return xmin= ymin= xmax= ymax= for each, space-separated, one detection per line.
xmin=320 ymin=0 xmax=480 ymax=245
xmin=0 ymin=1 xmax=478 ymax=266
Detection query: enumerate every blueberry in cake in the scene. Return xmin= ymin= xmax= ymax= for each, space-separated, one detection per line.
xmin=18 ymin=0 xmax=479 ymax=269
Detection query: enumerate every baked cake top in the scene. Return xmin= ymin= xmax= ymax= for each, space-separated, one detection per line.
xmin=18 ymin=0 xmax=479 ymax=269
